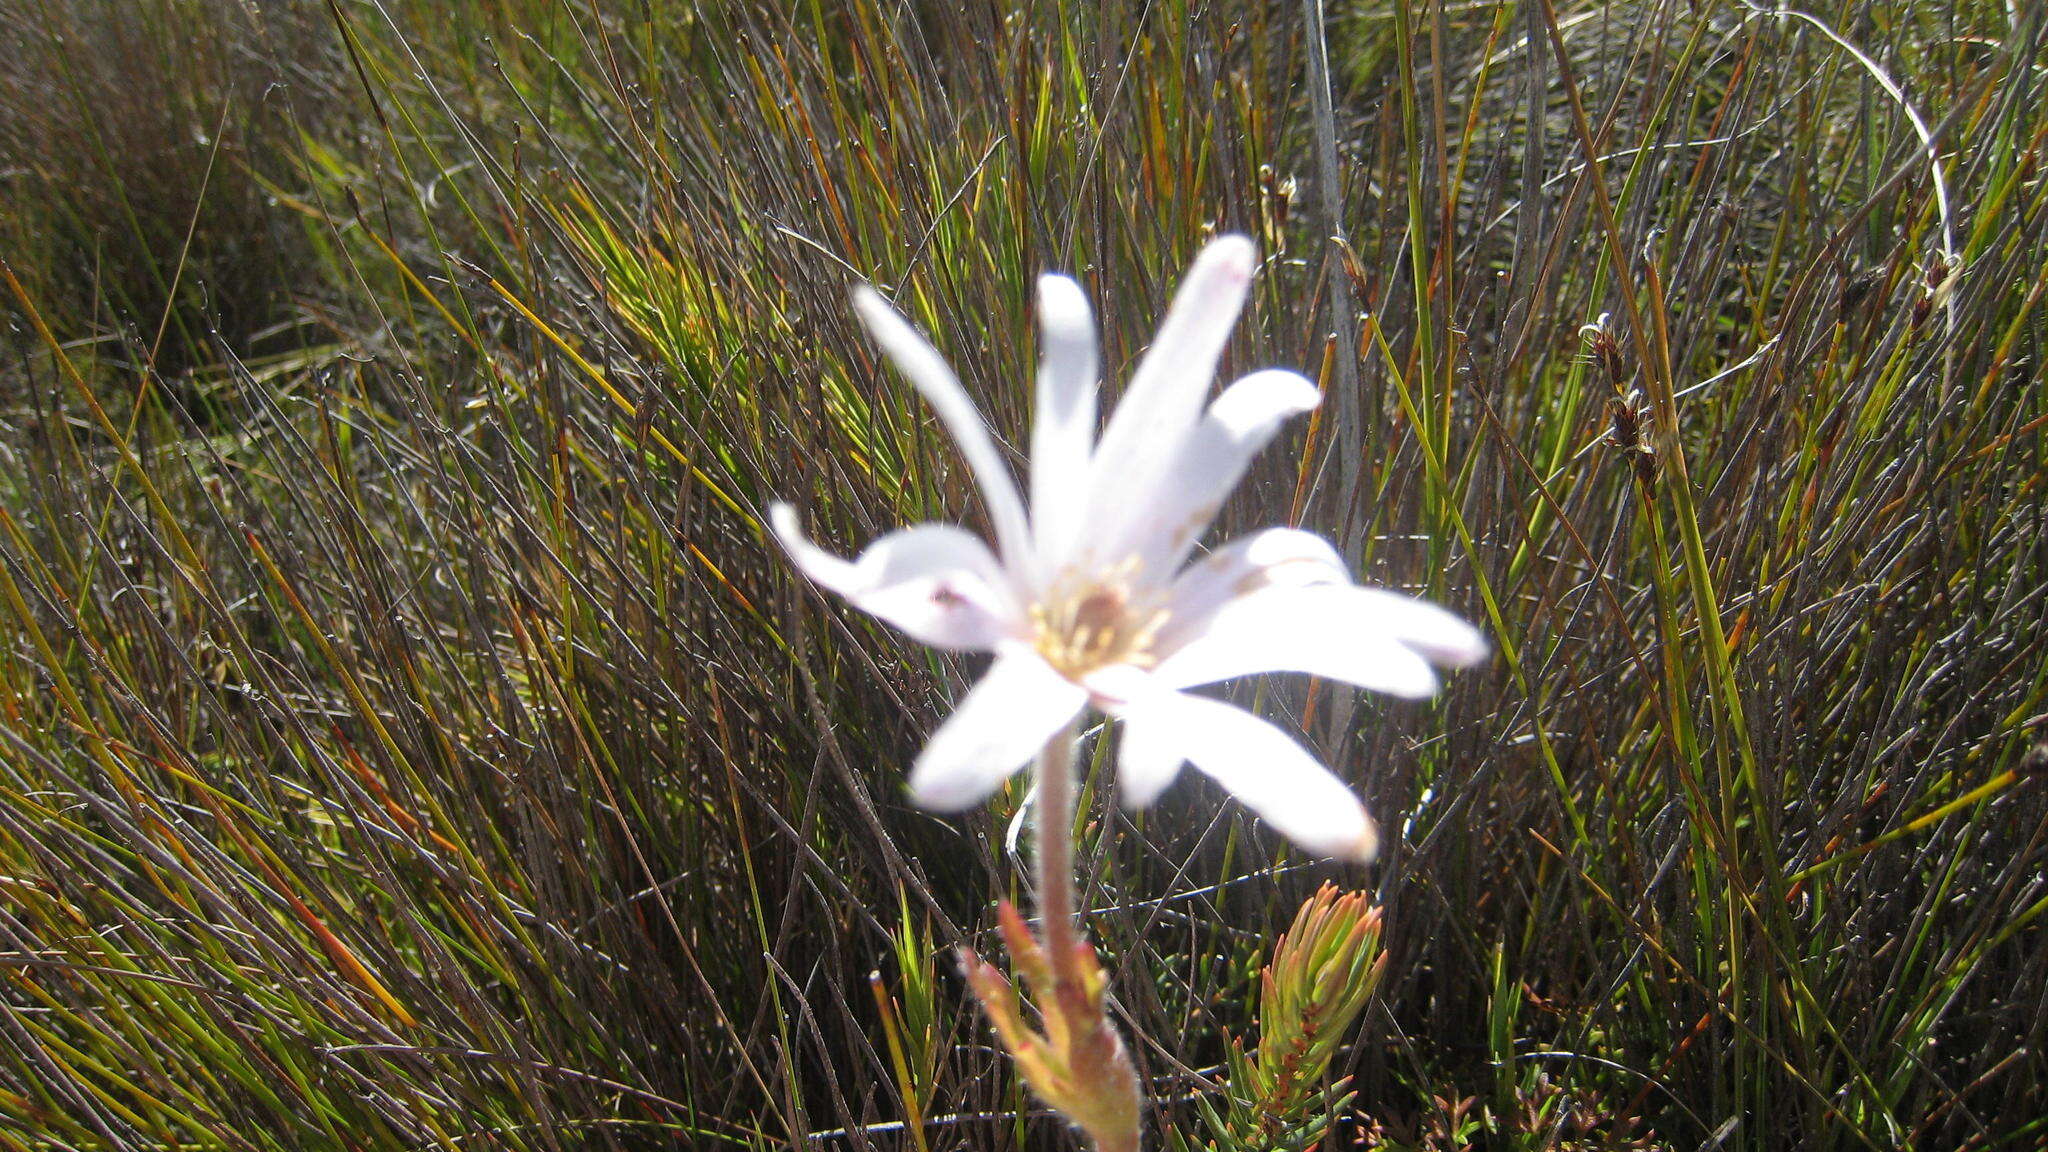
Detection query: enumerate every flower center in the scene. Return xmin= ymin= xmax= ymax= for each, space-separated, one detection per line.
xmin=1030 ymin=567 xmax=1168 ymax=680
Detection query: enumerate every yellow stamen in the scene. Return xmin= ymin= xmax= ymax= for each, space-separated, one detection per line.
xmin=1031 ymin=560 xmax=1170 ymax=679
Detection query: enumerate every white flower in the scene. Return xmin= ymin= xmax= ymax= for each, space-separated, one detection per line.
xmin=773 ymin=236 xmax=1485 ymax=861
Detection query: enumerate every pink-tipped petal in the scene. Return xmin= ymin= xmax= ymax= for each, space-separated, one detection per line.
xmin=1083 ymin=235 xmax=1259 ymax=566
xmin=907 ymin=650 xmax=1088 ymax=811
xmin=772 ymin=503 xmax=1023 ymax=651
xmin=1030 ymin=274 xmax=1099 ymax=570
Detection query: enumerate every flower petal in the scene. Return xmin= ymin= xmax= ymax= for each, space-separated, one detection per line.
xmin=1115 ymin=707 xmax=1184 ymax=810
xmin=1119 ymin=688 xmax=1378 ymax=860
xmin=1030 ymin=274 xmax=1098 ymax=570
xmin=771 ymin=501 xmax=861 ymax=590
xmin=1345 ymin=587 xmax=1491 ymax=668
xmin=1133 ymin=368 xmax=1321 ymax=574
xmin=1079 ymin=664 xmax=1183 ymax=809
xmin=1082 ymin=235 xmax=1257 ymax=566
xmin=1157 ymin=527 xmax=1351 ymax=647
xmin=771 ymin=503 xmax=1023 ymax=650
xmin=1153 ymin=583 xmax=1442 ymax=698
xmin=1097 ymin=236 xmax=1258 ymax=453
xmin=852 ymin=286 xmax=1034 ymax=572
xmin=907 ymin=650 xmax=1088 ymax=811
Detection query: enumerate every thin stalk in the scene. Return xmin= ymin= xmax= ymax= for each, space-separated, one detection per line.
xmin=1018 ymin=720 xmax=1138 ymax=1152
xmin=1035 ymin=720 xmax=1083 ymax=997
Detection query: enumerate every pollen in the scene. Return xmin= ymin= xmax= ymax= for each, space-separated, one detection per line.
xmin=1030 ymin=562 xmax=1168 ymax=679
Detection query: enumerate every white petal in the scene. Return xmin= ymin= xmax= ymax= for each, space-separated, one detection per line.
xmin=1082 ymin=236 xmax=1258 ymax=566
xmin=771 ymin=503 xmax=1024 ymax=651
xmin=1158 ymin=527 xmax=1351 ymax=647
xmin=852 ymin=286 xmax=1034 ymax=572
xmin=1097 ymin=236 xmax=1257 ymax=454
xmin=1116 ymin=709 xmax=1184 ymax=810
xmin=1133 ymin=369 xmax=1321 ymax=574
xmin=1346 ymin=587 xmax=1490 ymax=668
xmin=1080 ymin=664 xmax=1183 ymax=809
xmin=1029 ymin=274 xmax=1098 ymax=569
xmin=907 ymin=650 xmax=1088 ymax=811
xmin=771 ymin=501 xmax=862 ymax=591
xmin=1120 ymin=688 xmax=1378 ymax=860
xmin=1153 ymin=583 xmax=1442 ymax=698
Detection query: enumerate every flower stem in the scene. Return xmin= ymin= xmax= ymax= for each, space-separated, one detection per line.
xmin=959 ymin=724 xmax=1140 ymax=1152
xmin=1034 ymin=721 xmax=1081 ymax=987
xmin=1026 ymin=722 xmax=1141 ymax=1152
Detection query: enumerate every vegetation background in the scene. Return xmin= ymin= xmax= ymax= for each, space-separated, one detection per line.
xmin=1 ymin=0 xmax=2043 ymax=1148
